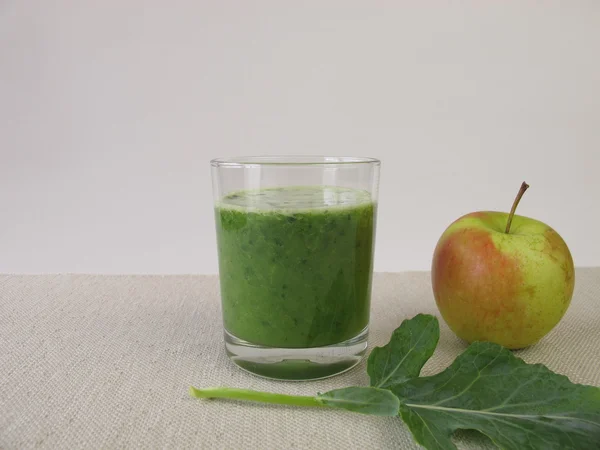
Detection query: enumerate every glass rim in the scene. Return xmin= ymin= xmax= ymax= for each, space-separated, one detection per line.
xmin=211 ymin=155 xmax=381 ymax=167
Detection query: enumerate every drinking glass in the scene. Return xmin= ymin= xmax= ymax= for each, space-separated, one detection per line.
xmin=211 ymin=156 xmax=380 ymax=380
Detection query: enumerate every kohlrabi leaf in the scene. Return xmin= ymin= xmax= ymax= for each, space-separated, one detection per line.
xmin=368 ymin=314 xmax=440 ymax=389
xmin=318 ymin=387 xmax=400 ymax=416
xmin=392 ymin=341 xmax=600 ymax=450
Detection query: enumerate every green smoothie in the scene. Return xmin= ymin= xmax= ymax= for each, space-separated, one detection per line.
xmin=215 ymin=186 xmax=376 ymax=349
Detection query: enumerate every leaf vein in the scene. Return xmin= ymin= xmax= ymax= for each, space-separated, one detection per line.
xmin=406 ymin=403 xmax=600 ymax=429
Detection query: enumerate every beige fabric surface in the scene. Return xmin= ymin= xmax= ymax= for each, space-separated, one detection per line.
xmin=1 ymin=270 xmax=599 ymax=450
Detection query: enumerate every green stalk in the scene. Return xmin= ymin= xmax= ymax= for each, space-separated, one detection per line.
xmin=189 ymin=386 xmax=324 ymax=408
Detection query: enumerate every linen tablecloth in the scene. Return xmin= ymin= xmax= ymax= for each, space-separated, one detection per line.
xmin=1 ymin=270 xmax=599 ymax=449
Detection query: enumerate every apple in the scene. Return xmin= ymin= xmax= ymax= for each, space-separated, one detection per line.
xmin=431 ymin=182 xmax=575 ymax=349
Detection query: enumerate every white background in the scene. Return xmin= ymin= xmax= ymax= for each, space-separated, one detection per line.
xmin=1 ymin=1 xmax=599 ymax=274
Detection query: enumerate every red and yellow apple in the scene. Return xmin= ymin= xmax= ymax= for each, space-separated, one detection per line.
xmin=431 ymin=183 xmax=575 ymax=349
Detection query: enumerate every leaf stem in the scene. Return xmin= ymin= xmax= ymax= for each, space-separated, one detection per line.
xmin=189 ymin=386 xmax=324 ymax=408
xmin=505 ymin=181 xmax=529 ymax=234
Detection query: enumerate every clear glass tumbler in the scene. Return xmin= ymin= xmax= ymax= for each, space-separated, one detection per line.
xmin=211 ymin=156 xmax=380 ymax=380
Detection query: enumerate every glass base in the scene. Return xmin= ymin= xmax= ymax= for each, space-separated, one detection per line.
xmin=224 ymin=327 xmax=368 ymax=381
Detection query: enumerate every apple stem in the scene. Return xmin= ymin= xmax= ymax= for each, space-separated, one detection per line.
xmin=505 ymin=182 xmax=530 ymax=234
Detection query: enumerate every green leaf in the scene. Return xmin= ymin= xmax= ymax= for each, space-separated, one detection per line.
xmin=317 ymin=387 xmax=400 ymax=416
xmin=368 ymin=314 xmax=440 ymax=389
xmin=392 ymin=341 xmax=600 ymax=450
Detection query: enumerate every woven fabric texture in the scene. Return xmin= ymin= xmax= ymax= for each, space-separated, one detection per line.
xmin=1 ymin=270 xmax=599 ymax=449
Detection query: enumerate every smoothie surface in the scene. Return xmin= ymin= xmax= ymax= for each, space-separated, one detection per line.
xmin=218 ymin=185 xmax=373 ymax=211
